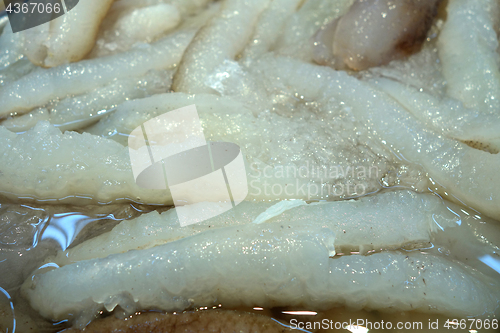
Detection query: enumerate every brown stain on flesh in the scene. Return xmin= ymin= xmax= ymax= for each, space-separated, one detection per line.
xmin=394 ymin=0 xmax=443 ymax=56
xmin=462 ymin=140 xmax=500 ymax=154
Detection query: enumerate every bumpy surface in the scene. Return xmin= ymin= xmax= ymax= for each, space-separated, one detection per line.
xmin=0 ymin=122 xmax=172 ymax=204
xmin=23 ymin=219 xmax=499 ymax=322
xmin=55 ymin=190 xmax=459 ymax=264
xmin=0 ymin=0 xmax=499 ymax=331
xmin=0 ymin=30 xmax=194 ymax=117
